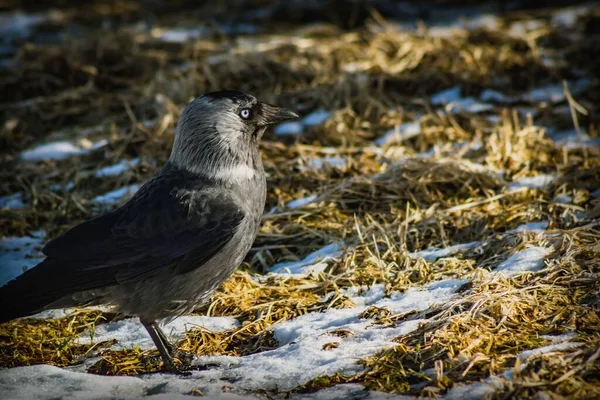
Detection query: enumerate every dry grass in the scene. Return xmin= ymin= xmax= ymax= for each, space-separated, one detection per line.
xmin=1 ymin=0 xmax=599 ymax=397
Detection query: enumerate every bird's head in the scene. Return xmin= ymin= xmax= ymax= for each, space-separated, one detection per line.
xmin=169 ymin=90 xmax=298 ymax=183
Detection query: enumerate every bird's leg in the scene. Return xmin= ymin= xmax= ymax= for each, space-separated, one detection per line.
xmin=153 ymin=323 xmax=177 ymax=354
xmin=142 ymin=320 xmax=186 ymax=373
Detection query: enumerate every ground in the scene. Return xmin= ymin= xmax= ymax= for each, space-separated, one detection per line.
xmin=0 ymin=0 xmax=599 ymax=399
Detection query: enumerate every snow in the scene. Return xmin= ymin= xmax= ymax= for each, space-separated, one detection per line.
xmin=292 ymin=383 xmax=415 ymax=399
xmin=287 ymin=194 xmax=317 ymax=209
xmin=524 ymin=79 xmax=589 ymax=104
xmin=431 ymin=87 xmax=462 ymax=105
xmin=375 ymin=121 xmax=422 ymax=146
xmin=308 ymin=157 xmax=346 ymax=169
xmin=77 ymin=316 xmax=239 ymax=350
xmin=95 ymin=158 xmax=140 ymax=178
xmin=0 ymin=364 xmax=147 ymax=400
xmin=539 ymin=333 xmax=577 ymax=343
xmin=268 ymin=243 xmax=343 ymax=278
xmin=430 ymin=87 xmax=493 ymax=114
xmin=551 ymin=4 xmax=593 ymax=28
xmin=480 ymin=89 xmax=512 ymax=103
xmin=92 ymin=184 xmax=140 ymax=204
xmin=20 ymin=139 xmax=108 ymax=161
xmin=367 ymin=280 xmax=469 ymax=314
xmin=518 ymin=341 xmax=583 ymax=361
xmin=550 ymin=129 xmax=600 ymax=149
xmin=153 ymin=27 xmax=205 ymax=42
xmin=511 ymin=221 xmax=548 ymax=233
xmin=302 ymin=108 xmax=330 ymax=126
xmin=508 ymin=19 xmax=544 ymax=38
xmin=553 ymin=194 xmax=573 ymax=204
xmin=29 ymin=309 xmax=78 ymax=320
xmin=274 ymin=121 xmax=304 ymax=136
xmin=0 ymin=12 xmax=45 ymax=40
xmin=0 ymin=192 xmax=25 ymax=209
xmin=152 ymin=25 xmax=257 ymax=43
xmin=0 ymin=231 xmax=45 ymax=286
xmin=508 ymin=174 xmax=555 ymax=191
xmin=443 ymin=378 xmax=501 ymax=400
xmin=446 ymin=98 xmax=493 ymax=114
xmin=493 ymin=246 xmax=553 ymax=277
xmin=409 ymin=242 xmax=478 ymax=261
xmin=273 ymin=108 xmax=329 ymax=136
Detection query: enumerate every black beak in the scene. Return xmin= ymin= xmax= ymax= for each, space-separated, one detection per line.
xmin=259 ymin=103 xmax=299 ymax=125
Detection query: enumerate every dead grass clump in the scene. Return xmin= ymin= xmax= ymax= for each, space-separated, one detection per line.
xmin=0 ymin=310 xmax=110 ymax=368
xmin=493 ymin=345 xmax=600 ymax=399
xmin=320 ymin=157 xmax=503 ymax=215
xmin=484 ymin=114 xmax=560 ymax=175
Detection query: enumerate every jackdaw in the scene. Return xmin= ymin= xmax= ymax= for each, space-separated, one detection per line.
xmin=0 ymin=90 xmax=298 ymax=371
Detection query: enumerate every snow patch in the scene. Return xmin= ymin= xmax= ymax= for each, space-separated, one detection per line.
xmin=274 ymin=121 xmax=304 ymax=136
xmin=431 ymin=87 xmax=493 ymax=114
xmin=508 ymin=174 xmax=555 ymax=191
xmin=375 ymin=121 xmax=421 ymax=146
xmin=480 ymin=89 xmax=512 ymax=103
xmin=431 ymin=87 xmax=462 ymax=105
xmin=0 ymin=231 xmax=45 ymax=286
xmin=446 ymin=98 xmax=493 ymax=114
xmin=268 ymin=243 xmax=343 ymax=278
xmin=550 ymin=129 xmax=600 ymax=149
xmin=524 ymin=79 xmax=589 ymax=104
xmin=20 ymin=139 xmax=108 ymax=161
xmin=0 ymin=193 xmax=25 ymax=210
xmin=292 ymin=383 xmax=414 ymax=399
xmin=273 ymin=108 xmax=330 ymax=136
xmin=92 ymin=184 xmax=140 ymax=205
xmin=370 ymin=280 xmax=469 ymax=314
xmin=308 ymin=157 xmax=346 ymax=169
xmin=0 ymin=364 xmax=146 ymax=400
xmin=511 ymin=221 xmax=549 ymax=233
xmin=302 ymin=108 xmax=330 ymax=126
xmin=95 ymin=158 xmax=140 ymax=178
xmin=553 ymin=194 xmax=573 ymax=204
xmin=518 ymin=342 xmax=583 ymax=361
xmin=0 ymin=12 xmax=45 ymax=40
xmin=551 ymin=4 xmax=593 ymax=28
xmin=152 ymin=24 xmax=258 ymax=43
xmin=539 ymin=333 xmax=578 ymax=343
xmin=287 ymin=194 xmax=317 ymax=209
xmin=493 ymin=247 xmax=553 ymax=277
xmin=409 ymin=242 xmax=478 ymax=261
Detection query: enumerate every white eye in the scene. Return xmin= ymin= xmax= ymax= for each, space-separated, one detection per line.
xmin=240 ymin=108 xmax=252 ymax=119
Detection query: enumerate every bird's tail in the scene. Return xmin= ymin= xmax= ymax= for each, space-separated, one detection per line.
xmin=0 ymin=259 xmax=63 ymax=324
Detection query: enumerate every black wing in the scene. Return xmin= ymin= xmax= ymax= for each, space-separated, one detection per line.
xmin=43 ymin=183 xmax=245 ymax=282
xmin=0 ymin=173 xmax=244 ymax=320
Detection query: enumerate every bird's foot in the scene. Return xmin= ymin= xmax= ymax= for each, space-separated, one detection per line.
xmin=160 ymin=349 xmax=194 ymax=375
xmin=172 ymin=349 xmax=194 ymax=367
xmin=161 ymin=358 xmax=192 ymax=376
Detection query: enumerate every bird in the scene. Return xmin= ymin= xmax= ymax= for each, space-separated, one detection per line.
xmin=0 ymin=90 xmax=299 ymax=372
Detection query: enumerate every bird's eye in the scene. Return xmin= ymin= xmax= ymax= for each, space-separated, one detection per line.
xmin=240 ymin=108 xmax=252 ymax=120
